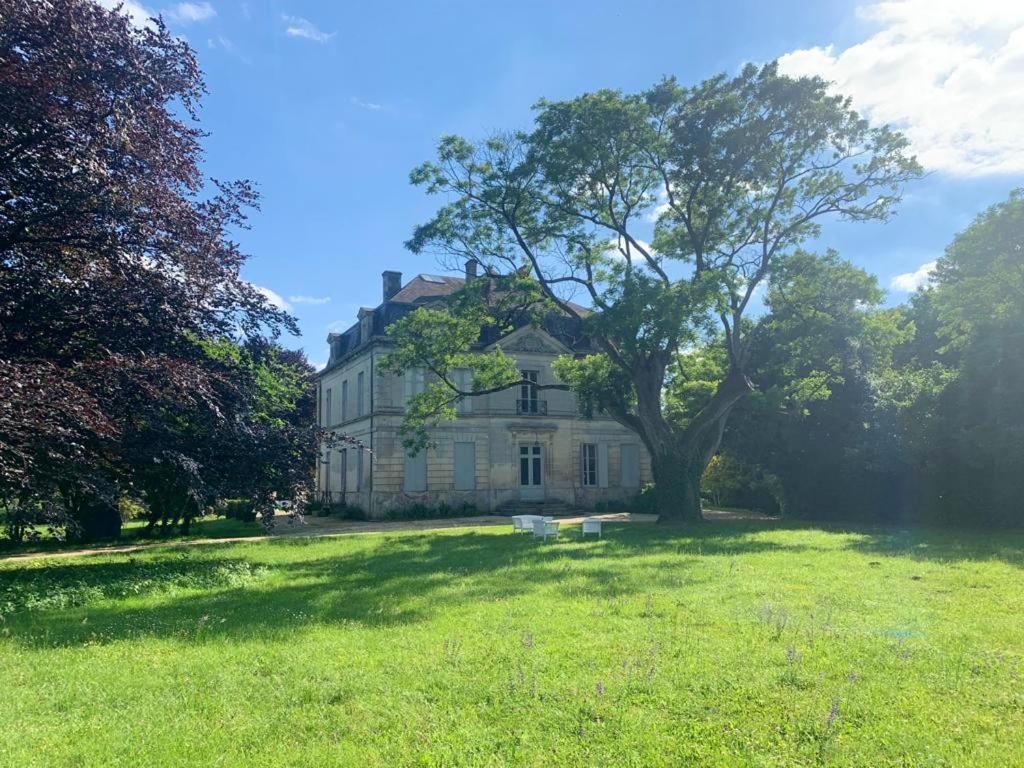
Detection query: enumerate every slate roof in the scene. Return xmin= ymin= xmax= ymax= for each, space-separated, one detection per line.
xmin=320 ymin=272 xmax=593 ymax=374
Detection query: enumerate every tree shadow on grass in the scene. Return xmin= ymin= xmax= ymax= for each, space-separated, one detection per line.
xmin=1 ymin=524 xmax=808 ymax=647
xmin=6 ymin=520 xmax=1019 ymax=649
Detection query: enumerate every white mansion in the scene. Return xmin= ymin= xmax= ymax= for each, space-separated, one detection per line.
xmin=316 ymin=263 xmax=651 ymax=516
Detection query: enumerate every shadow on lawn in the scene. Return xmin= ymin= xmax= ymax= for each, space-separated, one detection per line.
xmin=1 ymin=524 xmax=802 ymax=647
xmin=3 ymin=520 xmax=1022 ymax=648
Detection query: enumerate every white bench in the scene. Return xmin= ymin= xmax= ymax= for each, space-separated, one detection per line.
xmin=581 ymin=517 xmax=603 ymax=538
xmin=532 ymin=518 xmax=559 ymax=541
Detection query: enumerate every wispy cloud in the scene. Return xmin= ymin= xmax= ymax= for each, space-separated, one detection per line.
xmin=605 ymin=236 xmax=658 ymax=261
xmin=289 ymin=295 xmax=332 ymax=305
xmin=350 ymin=97 xmax=382 ymax=111
xmin=252 ymin=285 xmax=292 ymax=311
xmin=890 ymin=260 xmax=937 ymax=292
xmin=282 ymin=14 xmax=335 ymax=43
xmin=96 ymin=0 xmax=156 ymax=29
xmin=166 ymin=1 xmax=216 ymax=23
xmin=777 ymin=0 xmax=1024 ymax=176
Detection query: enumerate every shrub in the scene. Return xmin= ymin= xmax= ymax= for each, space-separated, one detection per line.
xmin=340 ymin=505 xmax=368 ymax=521
xmin=384 ymin=501 xmax=481 ymax=521
xmin=69 ymin=499 xmax=122 ymax=542
xmin=222 ymin=499 xmax=257 ymax=522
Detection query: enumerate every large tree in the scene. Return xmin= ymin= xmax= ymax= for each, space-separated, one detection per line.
xmin=389 ymin=64 xmax=920 ymax=520
xmin=718 ymin=251 xmax=911 ymax=521
xmin=0 ymin=0 xmax=303 ymax=537
xmin=893 ymin=189 xmax=1024 ymax=526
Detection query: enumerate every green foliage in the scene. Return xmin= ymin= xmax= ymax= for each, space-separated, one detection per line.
xmin=399 ymin=64 xmax=919 ymax=518
xmin=385 ymin=502 xmax=481 ymax=521
xmin=701 ymin=454 xmax=781 ymax=514
xmin=721 ymin=251 xmax=910 ymax=521
xmin=891 ymin=189 xmax=1024 ymax=525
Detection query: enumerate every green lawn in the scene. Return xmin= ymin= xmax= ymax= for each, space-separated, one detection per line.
xmin=0 ymin=515 xmax=267 ymax=556
xmin=1 ymin=521 xmax=1022 ymax=767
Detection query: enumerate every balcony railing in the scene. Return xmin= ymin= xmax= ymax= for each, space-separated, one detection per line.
xmin=516 ymin=398 xmax=547 ymax=415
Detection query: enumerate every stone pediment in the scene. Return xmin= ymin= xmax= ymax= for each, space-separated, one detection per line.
xmin=488 ymin=326 xmax=571 ymax=355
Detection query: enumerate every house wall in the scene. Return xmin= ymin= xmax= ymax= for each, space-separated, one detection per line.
xmin=317 ymin=336 xmax=651 ymax=518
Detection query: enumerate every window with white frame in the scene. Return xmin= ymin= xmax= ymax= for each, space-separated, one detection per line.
xmin=324 ymin=388 xmax=332 ymax=425
xmin=357 ymin=371 xmax=365 ymax=416
xmin=341 ymin=380 xmax=349 ymax=421
xmin=581 ymin=443 xmax=598 ymax=487
xmin=356 ymin=448 xmax=364 ymax=491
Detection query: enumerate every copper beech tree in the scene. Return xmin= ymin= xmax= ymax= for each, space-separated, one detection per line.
xmin=0 ymin=0 xmax=317 ymax=538
xmin=385 ymin=64 xmax=921 ymax=521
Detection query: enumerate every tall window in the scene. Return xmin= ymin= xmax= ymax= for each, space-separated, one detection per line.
xmin=581 ymin=443 xmax=598 ymax=487
xmin=357 ymin=371 xmax=365 ymax=416
xmin=455 ymin=369 xmax=473 ymax=414
xmin=356 ymin=449 xmax=364 ymax=491
xmin=520 ymin=369 xmax=538 ymax=413
xmin=404 ymin=368 xmax=425 ymax=404
xmin=341 ymin=380 xmax=349 ymax=422
xmin=324 ymin=388 xmax=332 ymax=425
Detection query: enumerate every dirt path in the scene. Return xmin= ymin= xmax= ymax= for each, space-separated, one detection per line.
xmin=0 ymin=512 xmax=660 ymax=563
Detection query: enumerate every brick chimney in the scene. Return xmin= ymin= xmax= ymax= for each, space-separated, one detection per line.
xmin=382 ymin=270 xmax=402 ymax=301
xmin=465 ymin=258 xmax=479 ymax=281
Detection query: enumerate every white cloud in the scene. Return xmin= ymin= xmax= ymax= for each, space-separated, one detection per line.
xmin=282 ymin=14 xmax=335 ymax=43
xmin=95 ymin=0 xmax=156 ymax=28
xmin=890 ymin=259 xmax=937 ymax=291
xmin=777 ymin=0 xmax=1024 ymax=176
xmin=288 ymin=295 xmax=332 ymax=305
xmin=167 ymin=1 xmax=215 ymax=23
xmin=252 ymin=285 xmax=291 ymax=311
xmin=350 ymin=97 xmax=382 ymax=111
xmin=310 ymin=360 xmax=328 ymax=372
xmin=605 ymin=236 xmax=658 ymax=261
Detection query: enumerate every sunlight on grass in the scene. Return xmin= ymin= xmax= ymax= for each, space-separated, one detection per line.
xmin=1 ymin=522 xmax=1022 ymax=766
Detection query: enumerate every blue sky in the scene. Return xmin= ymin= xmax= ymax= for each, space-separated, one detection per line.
xmin=103 ymin=0 xmax=1024 ymax=368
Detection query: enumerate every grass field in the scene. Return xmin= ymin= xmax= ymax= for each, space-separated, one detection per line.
xmin=0 ymin=515 xmax=267 ymax=556
xmin=1 ymin=521 xmax=1022 ymax=767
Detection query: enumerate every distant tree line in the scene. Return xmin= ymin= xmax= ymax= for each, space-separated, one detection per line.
xmin=700 ymin=190 xmax=1024 ymax=527
xmin=0 ymin=0 xmax=320 ymax=543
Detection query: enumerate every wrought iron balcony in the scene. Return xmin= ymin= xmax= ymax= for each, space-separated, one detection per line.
xmin=516 ymin=398 xmax=547 ymax=415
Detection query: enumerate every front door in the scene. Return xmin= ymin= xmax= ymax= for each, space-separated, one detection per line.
xmin=519 ymin=443 xmax=544 ymax=500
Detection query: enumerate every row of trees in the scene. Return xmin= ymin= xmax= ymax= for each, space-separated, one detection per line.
xmin=0 ymin=0 xmax=318 ymax=542
xmin=713 ymin=191 xmax=1024 ymax=527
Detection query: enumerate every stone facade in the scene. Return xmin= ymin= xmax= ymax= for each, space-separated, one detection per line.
xmin=316 ymin=271 xmax=651 ymax=517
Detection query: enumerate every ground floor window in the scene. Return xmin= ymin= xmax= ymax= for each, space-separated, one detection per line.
xmin=581 ymin=443 xmax=597 ymax=487
xmin=520 ymin=444 xmax=542 ymax=486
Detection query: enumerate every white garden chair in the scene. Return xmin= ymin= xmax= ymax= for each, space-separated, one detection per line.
xmin=512 ymin=514 xmax=543 ymax=533
xmin=532 ymin=518 xmax=559 ymax=542
xmin=581 ymin=517 xmax=603 ymax=538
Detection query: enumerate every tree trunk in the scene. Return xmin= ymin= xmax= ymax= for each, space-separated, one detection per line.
xmin=635 ymin=367 xmax=753 ymax=523
xmin=651 ymin=448 xmax=705 ymax=523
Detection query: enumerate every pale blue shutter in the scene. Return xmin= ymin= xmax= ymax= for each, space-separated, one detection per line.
xmin=454 ymin=442 xmax=475 ymax=490
xmin=621 ymin=444 xmax=640 ymax=488
xmin=597 ymin=443 xmax=609 ymax=488
xmin=403 ymin=450 xmax=427 ymax=492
